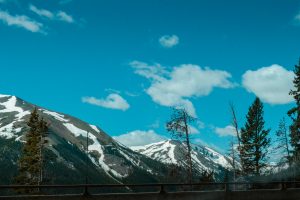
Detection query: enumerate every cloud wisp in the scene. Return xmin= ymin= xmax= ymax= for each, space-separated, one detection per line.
xmin=159 ymin=35 xmax=179 ymax=48
xmin=242 ymin=64 xmax=294 ymax=105
xmin=0 ymin=10 xmax=44 ymax=33
xmin=29 ymin=4 xmax=74 ymax=23
xmin=82 ymin=93 xmax=130 ymax=111
xmin=130 ymin=61 xmax=235 ymax=117
xmin=113 ymin=130 xmax=165 ymax=147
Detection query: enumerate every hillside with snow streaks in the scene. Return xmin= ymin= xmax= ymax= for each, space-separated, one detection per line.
xmin=132 ymin=140 xmax=234 ymax=174
xmin=63 ymin=122 xmax=127 ymax=178
xmin=131 ymin=140 xmax=178 ymax=164
xmin=0 ymin=94 xmax=235 ymax=184
xmin=41 ymin=109 xmax=69 ymax=122
xmin=0 ymin=95 xmax=31 ymax=138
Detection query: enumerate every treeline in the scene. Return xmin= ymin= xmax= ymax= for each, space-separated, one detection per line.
xmin=230 ymin=59 xmax=300 ymax=181
xmin=166 ymin=59 xmax=300 ymax=183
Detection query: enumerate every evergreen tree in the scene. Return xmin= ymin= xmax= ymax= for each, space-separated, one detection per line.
xmin=166 ymin=108 xmax=195 ymax=183
xmin=240 ymin=97 xmax=271 ymax=176
xmin=14 ymin=108 xmax=48 ymax=191
xmin=288 ymin=59 xmax=300 ymax=162
xmin=274 ymin=118 xmax=291 ymax=167
xmin=38 ymin=117 xmax=48 ymax=185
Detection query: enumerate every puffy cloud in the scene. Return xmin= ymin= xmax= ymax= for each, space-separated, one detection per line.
xmin=0 ymin=10 xmax=44 ymax=33
xmin=82 ymin=93 xmax=130 ymax=111
xmin=29 ymin=4 xmax=74 ymax=23
xmin=215 ymin=125 xmax=236 ymax=137
xmin=130 ymin=61 xmax=235 ymax=117
xmin=242 ymin=64 xmax=294 ymax=104
xmin=113 ymin=130 xmax=165 ymax=147
xmin=159 ymin=35 xmax=179 ymax=48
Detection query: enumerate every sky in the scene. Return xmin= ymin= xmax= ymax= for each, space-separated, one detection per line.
xmin=1 ymin=0 xmax=300 ymax=153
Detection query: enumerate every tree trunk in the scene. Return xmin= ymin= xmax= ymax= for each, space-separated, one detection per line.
xmin=183 ymin=112 xmax=193 ymax=184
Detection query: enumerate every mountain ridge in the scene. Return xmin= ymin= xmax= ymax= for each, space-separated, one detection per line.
xmin=0 ymin=94 xmax=232 ymax=185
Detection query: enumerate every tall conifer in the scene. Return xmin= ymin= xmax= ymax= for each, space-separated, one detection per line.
xmin=288 ymin=59 xmax=300 ymax=162
xmin=14 ymin=108 xmax=48 ymax=191
xmin=240 ymin=98 xmax=270 ymax=175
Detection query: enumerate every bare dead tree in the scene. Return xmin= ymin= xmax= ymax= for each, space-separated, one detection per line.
xmin=166 ymin=108 xmax=195 ymax=184
xmin=229 ymin=103 xmax=244 ymax=174
xmin=229 ymin=103 xmax=241 ymax=147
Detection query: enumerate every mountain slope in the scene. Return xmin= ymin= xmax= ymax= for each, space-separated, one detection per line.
xmin=0 ymin=94 xmax=168 ymax=185
xmin=131 ymin=140 xmax=234 ymax=180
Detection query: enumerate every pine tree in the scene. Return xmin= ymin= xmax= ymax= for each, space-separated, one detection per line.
xmin=274 ymin=118 xmax=291 ymax=167
xmin=14 ymin=108 xmax=48 ymax=192
xmin=288 ymin=59 xmax=300 ymax=162
xmin=38 ymin=117 xmax=48 ymax=185
xmin=166 ymin=108 xmax=195 ymax=183
xmin=240 ymin=97 xmax=271 ymax=176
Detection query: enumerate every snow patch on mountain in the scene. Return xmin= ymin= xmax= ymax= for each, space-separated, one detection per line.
xmin=90 ymin=125 xmax=100 ymax=133
xmin=191 ymin=151 xmax=210 ymax=171
xmin=63 ymin=122 xmax=127 ymax=178
xmin=0 ymin=122 xmax=22 ymax=139
xmin=41 ymin=109 xmax=69 ymax=122
xmin=63 ymin=123 xmax=88 ymax=137
xmin=0 ymin=94 xmax=10 ymax=98
xmin=204 ymin=147 xmax=232 ymax=169
xmin=0 ymin=96 xmax=30 ymax=120
xmin=132 ymin=140 xmax=178 ymax=164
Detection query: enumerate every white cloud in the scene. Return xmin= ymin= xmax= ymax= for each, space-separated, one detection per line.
xmin=57 ymin=11 xmax=74 ymax=23
xmin=242 ymin=64 xmax=294 ymax=105
xmin=29 ymin=5 xmax=54 ymax=19
xmin=29 ymin=5 xmax=74 ymax=23
xmin=159 ymin=35 xmax=179 ymax=48
xmin=113 ymin=130 xmax=165 ymax=147
xmin=215 ymin=125 xmax=236 ymax=137
xmin=130 ymin=61 xmax=235 ymax=117
xmin=82 ymin=93 xmax=130 ymax=111
xmin=0 ymin=10 xmax=44 ymax=33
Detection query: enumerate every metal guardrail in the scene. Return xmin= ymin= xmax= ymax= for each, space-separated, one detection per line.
xmin=0 ymin=181 xmax=300 ymax=196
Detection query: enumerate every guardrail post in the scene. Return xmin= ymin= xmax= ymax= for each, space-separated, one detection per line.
xmin=280 ymin=182 xmax=287 ymax=191
xmin=225 ymin=182 xmax=230 ymax=192
xmin=159 ymin=185 xmax=166 ymax=194
xmin=83 ymin=185 xmax=90 ymax=196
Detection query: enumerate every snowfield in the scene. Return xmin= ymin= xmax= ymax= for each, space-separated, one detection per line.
xmin=63 ymin=122 xmax=128 ymax=178
xmin=131 ymin=140 xmax=234 ymax=173
xmin=0 ymin=95 xmax=30 ymax=138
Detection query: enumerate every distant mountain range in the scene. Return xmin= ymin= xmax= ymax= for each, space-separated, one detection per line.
xmin=0 ymin=94 xmax=233 ymax=185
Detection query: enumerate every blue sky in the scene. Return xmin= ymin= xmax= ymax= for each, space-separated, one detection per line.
xmin=1 ymin=0 xmax=300 ymax=153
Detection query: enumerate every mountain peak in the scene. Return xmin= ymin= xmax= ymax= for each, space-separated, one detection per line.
xmin=0 ymin=95 xmax=170 ymax=185
xmin=131 ymin=139 xmax=234 ymax=174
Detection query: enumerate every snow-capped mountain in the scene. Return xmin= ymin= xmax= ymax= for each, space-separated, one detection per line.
xmin=0 ymin=94 xmax=167 ymax=184
xmin=0 ymin=94 xmax=233 ymax=184
xmin=131 ymin=140 xmax=234 ymax=177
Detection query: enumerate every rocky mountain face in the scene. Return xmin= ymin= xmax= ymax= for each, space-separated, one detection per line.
xmin=0 ymin=95 xmax=168 ymax=185
xmin=0 ymin=94 xmax=232 ymax=185
xmin=131 ymin=140 xmax=234 ymax=180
